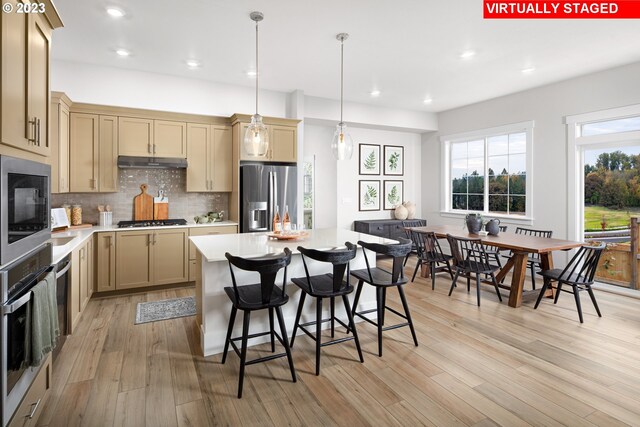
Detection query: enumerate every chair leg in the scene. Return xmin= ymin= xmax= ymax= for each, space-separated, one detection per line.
xmin=411 ymin=259 xmax=422 ymax=282
xmin=376 ymin=286 xmax=384 ymax=357
xmin=398 ymin=285 xmax=418 ymax=347
xmin=449 ymin=269 xmax=460 ymax=296
xmin=290 ymin=291 xmax=306 ymax=348
xmin=275 ymin=306 xmax=297 ymax=383
xmin=475 ymin=274 xmax=481 ymax=307
xmin=237 ymin=310 xmax=251 ymax=399
xmin=381 ymin=287 xmax=387 ymax=326
xmin=467 ymin=275 xmax=471 ymax=293
xmin=572 ymin=285 xmax=584 ymax=323
xmin=586 ymin=285 xmax=602 ymax=317
xmin=530 ymin=262 xmax=537 ymax=290
xmin=494 ymin=253 xmax=502 ymax=268
xmin=315 ymin=297 xmax=323 ymax=375
xmin=330 ymin=296 xmax=335 ymax=338
xmin=268 ymin=307 xmax=275 ymax=352
xmin=534 ymin=278 xmax=551 ymax=309
xmin=342 ymin=295 xmax=364 ymax=362
xmin=490 ymin=273 xmax=502 ymax=302
xmin=431 ymin=262 xmax=436 ymax=290
xmin=554 ymin=282 xmax=563 ymax=304
xmin=446 ymin=260 xmax=454 ymax=280
xmin=404 ymin=253 xmax=409 ymax=267
xmin=221 ymin=306 xmax=237 ymax=364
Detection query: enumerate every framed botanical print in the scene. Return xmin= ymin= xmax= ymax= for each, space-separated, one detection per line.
xmin=359 ymin=180 xmax=380 ymax=211
xmin=383 ymin=180 xmax=403 ymax=210
xmin=384 ymin=145 xmax=404 ymax=175
xmin=359 ymin=144 xmax=380 ymax=175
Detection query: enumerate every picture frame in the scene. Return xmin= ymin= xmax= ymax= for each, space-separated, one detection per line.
xmin=358 ymin=180 xmax=381 ymax=211
xmin=383 ymin=180 xmax=404 ymax=210
xmin=359 ymin=144 xmax=381 ymax=175
xmin=384 ymin=145 xmax=404 ymax=175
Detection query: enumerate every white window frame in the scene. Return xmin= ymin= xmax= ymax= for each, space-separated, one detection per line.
xmin=440 ymin=121 xmax=534 ymax=225
xmin=566 ymin=104 xmax=640 ymax=242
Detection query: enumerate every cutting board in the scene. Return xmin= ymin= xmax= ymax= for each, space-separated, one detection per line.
xmin=153 ymin=197 xmax=169 ymax=220
xmin=134 ymin=184 xmax=153 ymax=220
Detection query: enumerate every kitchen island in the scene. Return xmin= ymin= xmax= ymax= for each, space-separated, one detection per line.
xmin=190 ymin=228 xmax=396 ymax=356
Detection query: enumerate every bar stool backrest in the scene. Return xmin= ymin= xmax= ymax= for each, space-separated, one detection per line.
xmin=297 ymin=242 xmax=357 ymax=293
xmin=558 ymin=243 xmax=606 ymax=285
xmin=225 ymin=248 xmax=292 ymax=304
xmin=357 ymin=238 xmax=412 ymax=283
xmin=446 ymin=234 xmax=492 ymax=273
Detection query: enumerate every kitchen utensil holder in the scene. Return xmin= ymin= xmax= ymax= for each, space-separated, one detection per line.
xmin=100 ymin=212 xmax=113 ymax=227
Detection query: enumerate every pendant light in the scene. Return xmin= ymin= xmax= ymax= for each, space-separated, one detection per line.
xmin=244 ymin=11 xmax=269 ymax=157
xmin=331 ymin=33 xmax=354 ymax=161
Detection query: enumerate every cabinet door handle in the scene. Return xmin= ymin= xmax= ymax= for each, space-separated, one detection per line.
xmin=28 ymin=118 xmax=37 ymax=143
xmin=148 ymin=143 xmax=152 ymax=154
xmin=153 ymin=144 xmax=156 ymax=155
xmin=153 ymin=233 xmax=157 ymax=245
xmin=36 ymin=118 xmax=41 ymax=146
xmin=27 ymin=398 xmax=41 ymax=419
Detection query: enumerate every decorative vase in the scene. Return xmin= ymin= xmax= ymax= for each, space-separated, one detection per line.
xmin=465 ymin=214 xmax=483 ymax=234
xmin=485 ymin=218 xmax=501 ymax=236
xmin=394 ymin=204 xmax=408 ymax=220
xmin=403 ymin=201 xmax=416 ymax=219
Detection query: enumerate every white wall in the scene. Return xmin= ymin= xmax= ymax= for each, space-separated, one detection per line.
xmin=52 ymin=60 xmax=288 ymax=117
xmin=422 ymin=61 xmax=640 ymax=245
xmin=305 ymin=125 xmax=423 ymax=230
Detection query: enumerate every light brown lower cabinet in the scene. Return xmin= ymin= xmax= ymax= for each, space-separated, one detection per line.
xmin=7 ymin=353 xmax=51 ymax=427
xmin=188 ymin=225 xmax=238 ymax=281
xmin=69 ymin=237 xmax=93 ymax=334
xmin=95 ymin=232 xmax=116 ymax=292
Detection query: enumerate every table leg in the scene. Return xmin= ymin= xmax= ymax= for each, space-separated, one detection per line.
xmin=420 ymin=263 xmax=431 ymax=278
xmin=508 ymin=252 xmax=529 ymax=308
xmin=495 ymin=256 xmax=515 ymax=283
xmin=540 ymin=253 xmax=555 ymax=299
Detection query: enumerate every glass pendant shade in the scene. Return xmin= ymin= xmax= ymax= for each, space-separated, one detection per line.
xmin=331 ymin=122 xmax=353 ymax=161
xmin=244 ymin=114 xmax=269 ymax=156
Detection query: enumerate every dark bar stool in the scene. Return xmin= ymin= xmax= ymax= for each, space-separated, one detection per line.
xmin=534 ymin=243 xmax=605 ymax=323
xmin=409 ymin=230 xmax=454 ymax=288
xmin=221 ymin=248 xmax=296 ymax=398
xmin=350 ymin=238 xmax=417 ymax=357
xmin=290 ymin=242 xmax=363 ymax=375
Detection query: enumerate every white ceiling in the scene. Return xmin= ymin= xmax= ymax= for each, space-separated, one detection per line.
xmin=51 ymin=0 xmax=640 ymax=113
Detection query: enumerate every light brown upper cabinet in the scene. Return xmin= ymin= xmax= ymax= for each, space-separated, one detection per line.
xmin=186 ymin=124 xmax=232 ymax=192
xmin=1 ymin=2 xmax=62 ymax=158
xmin=154 ymin=120 xmax=186 ymax=157
xmin=51 ymin=92 xmax=71 ymax=193
xmin=69 ymin=113 xmax=118 ymax=192
xmin=232 ymin=115 xmax=299 ymax=163
xmin=118 ymin=117 xmax=154 ymax=156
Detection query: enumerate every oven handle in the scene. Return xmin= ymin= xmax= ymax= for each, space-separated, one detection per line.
xmin=2 ymin=291 xmax=32 ymax=315
xmin=56 ymin=261 xmax=71 ymax=279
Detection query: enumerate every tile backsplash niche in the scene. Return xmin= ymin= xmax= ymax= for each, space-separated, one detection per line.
xmin=52 ymin=169 xmax=229 ymax=225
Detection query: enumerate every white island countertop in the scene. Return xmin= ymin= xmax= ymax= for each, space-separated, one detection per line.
xmin=190 ymin=228 xmax=397 ymax=262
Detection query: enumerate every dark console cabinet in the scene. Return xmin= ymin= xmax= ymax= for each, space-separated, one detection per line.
xmin=354 ymin=219 xmax=426 ymax=240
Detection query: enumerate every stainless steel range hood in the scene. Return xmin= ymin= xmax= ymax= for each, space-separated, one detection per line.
xmin=117 ymin=156 xmax=188 ymax=169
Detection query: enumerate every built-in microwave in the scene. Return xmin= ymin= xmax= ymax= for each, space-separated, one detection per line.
xmin=0 ymin=156 xmax=51 ymax=266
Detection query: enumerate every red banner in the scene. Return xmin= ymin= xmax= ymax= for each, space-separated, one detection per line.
xmin=484 ymin=1 xmax=640 ymax=18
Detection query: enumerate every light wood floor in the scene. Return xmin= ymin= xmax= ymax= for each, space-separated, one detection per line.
xmin=37 ymin=259 xmax=640 ymax=427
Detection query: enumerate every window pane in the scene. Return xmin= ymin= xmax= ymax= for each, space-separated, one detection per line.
xmin=488 ymin=135 xmax=508 ymax=156
xmin=467 ymin=140 xmax=484 ymax=158
xmin=451 ymin=158 xmax=467 ymax=178
xmin=468 ymin=175 xmax=484 ymax=193
xmin=489 ymin=175 xmax=508 ymax=195
xmin=509 ymin=196 xmax=526 ymax=214
xmin=581 ymin=116 xmax=640 ymax=136
xmin=509 ymin=132 xmax=526 ymax=154
xmin=468 ymin=195 xmax=484 ymax=211
xmin=468 ymin=157 xmax=484 ymax=176
xmin=509 ymin=154 xmax=526 ymax=175
xmin=509 ymin=174 xmax=526 ymax=195
xmin=452 ymin=176 xmax=467 ymax=193
xmin=488 ymin=155 xmax=508 ymax=176
xmin=452 ymin=194 xmax=467 ymax=210
xmin=451 ymin=142 xmax=467 ymax=159
xmin=489 ymin=195 xmax=508 ymax=214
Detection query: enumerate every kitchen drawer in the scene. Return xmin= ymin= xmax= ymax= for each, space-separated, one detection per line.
xmin=386 ymin=223 xmax=408 ymax=240
xmin=8 ymin=354 xmax=51 ymax=427
xmin=188 ymin=225 xmax=238 ymax=259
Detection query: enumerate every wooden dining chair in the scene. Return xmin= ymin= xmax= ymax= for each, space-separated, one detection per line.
xmin=409 ymin=230 xmax=454 ymax=289
xmin=402 ymin=219 xmax=426 ymax=266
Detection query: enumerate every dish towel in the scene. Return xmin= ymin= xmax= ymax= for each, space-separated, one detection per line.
xmin=25 ymin=270 xmax=58 ymax=367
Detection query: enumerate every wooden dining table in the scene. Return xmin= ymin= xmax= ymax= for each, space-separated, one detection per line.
xmin=408 ymin=225 xmax=584 ymax=308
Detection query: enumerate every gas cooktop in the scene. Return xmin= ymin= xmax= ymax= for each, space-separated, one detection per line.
xmin=117 ymin=219 xmax=188 ymax=228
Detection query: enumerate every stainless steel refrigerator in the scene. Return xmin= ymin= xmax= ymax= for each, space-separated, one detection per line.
xmin=240 ymin=163 xmax=297 ymax=233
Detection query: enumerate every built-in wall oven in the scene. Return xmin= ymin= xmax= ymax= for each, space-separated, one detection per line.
xmin=0 ymin=156 xmax=51 ymax=266
xmin=1 ymin=243 xmax=52 ymax=427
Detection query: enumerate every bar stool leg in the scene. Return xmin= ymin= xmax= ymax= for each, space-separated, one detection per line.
xmin=275 ymin=306 xmax=297 ymax=383
xmin=348 ymin=280 xmax=364 ymax=334
xmin=290 ymin=292 xmax=306 ymax=347
xmin=268 ymin=307 xmax=275 ymax=352
xmin=316 ymin=297 xmax=323 ymax=375
xmin=398 ymin=285 xmax=418 ymax=347
xmin=342 ymin=295 xmax=364 ymax=363
xmin=376 ymin=286 xmax=384 ymax=357
xmin=237 ymin=310 xmax=251 ymax=399
xmin=221 ymin=306 xmax=237 ymax=364
xmin=330 ymin=296 xmax=335 ymax=338
xmin=381 ymin=288 xmax=387 ymax=326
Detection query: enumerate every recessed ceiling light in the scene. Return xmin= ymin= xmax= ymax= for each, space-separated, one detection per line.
xmin=460 ymin=50 xmax=476 ymax=59
xmin=370 ymin=90 xmax=381 ymax=97
xmin=521 ymin=67 xmax=536 ymax=73
xmin=106 ymin=7 xmax=125 ymax=18
xmin=186 ymin=60 xmax=201 ymax=69
xmin=423 ymin=98 xmax=433 ymax=104
xmin=246 ymin=70 xmax=257 ymax=77
xmin=116 ymin=49 xmax=130 ymax=57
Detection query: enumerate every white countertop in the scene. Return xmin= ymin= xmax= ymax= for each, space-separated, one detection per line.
xmin=190 ymin=228 xmax=397 ymax=262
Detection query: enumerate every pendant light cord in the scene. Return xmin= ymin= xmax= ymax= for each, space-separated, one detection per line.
xmin=340 ymin=38 xmax=344 ymax=124
xmin=255 ymin=20 xmax=259 ymax=115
